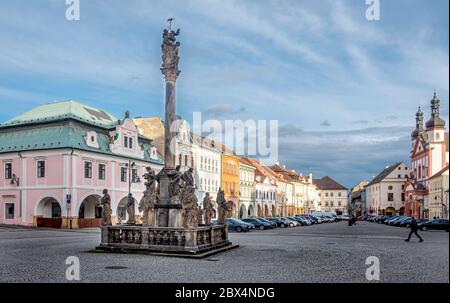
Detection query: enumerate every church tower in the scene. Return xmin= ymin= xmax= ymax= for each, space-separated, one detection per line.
xmin=411 ymin=106 xmax=424 ymax=147
xmin=425 ymin=91 xmax=446 ymax=176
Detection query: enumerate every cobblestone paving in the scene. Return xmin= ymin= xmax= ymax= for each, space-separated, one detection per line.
xmin=0 ymin=222 xmax=448 ymax=283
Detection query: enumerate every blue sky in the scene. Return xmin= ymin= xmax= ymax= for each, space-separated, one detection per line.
xmin=0 ymin=0 xmax=448 ymax=188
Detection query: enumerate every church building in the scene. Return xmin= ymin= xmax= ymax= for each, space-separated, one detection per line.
xmin=403 ymin=92 xmax=449 ymax=219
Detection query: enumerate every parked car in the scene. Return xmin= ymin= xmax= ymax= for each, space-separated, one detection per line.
xmin=257 ymin=218 xmax=277 ymax=228
xmin=296 ymin=214 xmax=317 ymax=224
xmin=298 ymin=217 xmax=313 ymax=225
xmin=289 ymin=217 xmax=309 ymax=226
xmin=388 ymin=216 xmax=408 ymax=225
xmin=266 ymin=217 xmax=289 ymax=228
xmin=375 ymin=215 xmax=390 ymax=223
xmin=340 ymin=215 xmax=351 ymax=221
xmin=309 ymin=215 xmax=323 ymax=224
xmin=280 ymin=217 xmax=298 ymax=227
xmin=391 ymin=216 xmax=411 ymax=226
xmin=399 ymin=218 xmax=427 ymax=228
xmin=225 ymin=218 xmax=253 ymax=232
xmin=241 ymin=218 xmax=273 ymax=230
xmin=419 ymin=219 xmax=449 ymax=232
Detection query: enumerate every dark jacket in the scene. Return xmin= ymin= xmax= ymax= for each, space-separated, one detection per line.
xmin=410 ymin=218 xmax=418 ymax=231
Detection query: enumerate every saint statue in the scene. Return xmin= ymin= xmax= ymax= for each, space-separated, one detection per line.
xmin=182 ymin=167 xmax=195 ymax=189
xmin=126 ymin=193 xmax=136 ymax=224
xmin=168 ymin=165 xmax=183 ymax=202
xmin=216 ymin=188 xmax=227 ymax=225
xmin=202 ymin=192 xmax=214 ymax=226
xmin=181 ymin=185 xmax=198 ymax=228
xmin=100 ymin=189 xmax=112 ymax=226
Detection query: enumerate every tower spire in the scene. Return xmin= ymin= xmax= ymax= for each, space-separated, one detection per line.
xmin=425 ymin=90 xmax=445 ymax=129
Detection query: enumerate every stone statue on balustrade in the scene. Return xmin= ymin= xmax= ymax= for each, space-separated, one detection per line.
xmin=168 ymin=165 xmax=183 ymax=204
xmin=126 ymin=193 xmax=136 ymax=224
xmin=101 ymin=189 xmax=112 ymax=226
xmin=139 ymin=167 xmax=157 ymax=226
xmin=182 ymin=168 xmax=195 ymax=189
xmin=181 ymin=185 xmax=198 ymax=228
xmin=203 ymin=192 xmax=214 ymax=226
xmin=217 ymin=188 xmax=234 ymax=225
xmin=216 ymin=188 xmax=227 ymax=225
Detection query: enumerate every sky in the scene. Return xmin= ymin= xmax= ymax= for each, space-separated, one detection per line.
xmin=0 ymin=0 xmax=448 ymax=188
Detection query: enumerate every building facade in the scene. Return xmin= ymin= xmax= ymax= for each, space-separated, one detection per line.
xmin=221 ymin=153 xmax=240 ymax=217
xmin=427 ymin=166 xmax=449 ymax=219
xmin=0 ymin=101 xmax=164 ymax=228
xmin=314 ymin=176 xmax=348 ymax=215
xmin=366 ymin=162 xmax=409 ymax=216
xmin=351 ymin=181 xmax=369 ymax=216
xmin=244 ymin=157 xmax=277 ymax=217
xmin=404 ymin=93 xmax=449 ymax=219
xmin=238 ymin=158 xmax=256 ymax=218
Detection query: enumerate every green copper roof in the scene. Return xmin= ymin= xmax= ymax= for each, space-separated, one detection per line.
xmin=1 ymin=100 xmax=120 ymax=129
xmin=0 ymin=121 xmax=164 ymax=165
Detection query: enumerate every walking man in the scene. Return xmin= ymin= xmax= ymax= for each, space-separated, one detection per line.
xmin=405 ymin=217 xmax=424 ymax=242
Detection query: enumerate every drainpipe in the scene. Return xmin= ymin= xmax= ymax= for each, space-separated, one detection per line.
xmin=68 ymin=148 xmax=75 ymax=229
xmin=18 ymin=152 xmax=23 ymax=219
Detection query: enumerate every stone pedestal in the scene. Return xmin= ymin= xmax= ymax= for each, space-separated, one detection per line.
xmin=155 ymin=167 xmax=183 ymax=228
xmin=97 ymin=224 xmax=236 ymax=257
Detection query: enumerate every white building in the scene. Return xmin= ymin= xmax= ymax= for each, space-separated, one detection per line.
xmin=238 ymin=158 xmax=256 ymax=218
xmin=366 ymin=162 xmax=410 ymax=216
xmin=314 ymin=176 xmax=348 ymax=215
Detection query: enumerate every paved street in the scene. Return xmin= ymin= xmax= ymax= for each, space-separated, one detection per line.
xmin=0 ymin=222 xmax=448 ymax=283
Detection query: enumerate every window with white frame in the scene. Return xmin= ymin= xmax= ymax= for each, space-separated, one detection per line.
xmin=84 ymin=162 xmax=93 ymax=179
xmin=4 ymin=162 xmax=12 ymax=179
xmin=37 ymin=160 xmax=46 ymax=178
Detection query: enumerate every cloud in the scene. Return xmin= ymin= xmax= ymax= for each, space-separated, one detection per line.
xmin=320 ymin=120 xmax=331 ymax=127
xmin=276 ymin=125 xmax=412 ymax=188
xmin=202 ymin=104 xmax=247 ymax=117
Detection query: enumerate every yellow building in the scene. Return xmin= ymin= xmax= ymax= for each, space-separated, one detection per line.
xmin=221 ymin=152 xmax=240 ymax=218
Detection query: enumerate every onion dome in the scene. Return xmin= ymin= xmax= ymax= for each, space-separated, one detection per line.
xmin=411 ymin=106 xmax=424 ymax=139
xmin=425 ymin=91 xmax=446 ymax=129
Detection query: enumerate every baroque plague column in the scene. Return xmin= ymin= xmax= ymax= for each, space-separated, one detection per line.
xmin=97 ymin=21 xmax=235 ymax=256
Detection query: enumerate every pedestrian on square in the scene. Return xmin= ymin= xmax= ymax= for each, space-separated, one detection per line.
xmin=405 ymin=217 xmax=424 ymax=242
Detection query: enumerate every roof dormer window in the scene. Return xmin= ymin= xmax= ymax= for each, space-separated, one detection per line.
xmin=124 ymin=135 xmax=133 ymax=149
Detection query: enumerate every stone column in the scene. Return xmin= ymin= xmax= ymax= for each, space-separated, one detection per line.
xmin=164 ymin=80 xmax=177 ymax=169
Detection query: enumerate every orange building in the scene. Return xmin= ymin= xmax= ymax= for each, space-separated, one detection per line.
xmin=221 ymin=152 xmax=240 ymax=218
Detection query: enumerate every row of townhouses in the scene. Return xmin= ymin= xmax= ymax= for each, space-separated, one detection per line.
xmin=351 ymin=92 xmax=449 ymax=219
xmin=0 ymin=100 xmax=349 ymax=229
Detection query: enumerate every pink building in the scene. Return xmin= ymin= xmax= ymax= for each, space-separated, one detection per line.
xmin=0 ymin=101 xmax=164 ymax=228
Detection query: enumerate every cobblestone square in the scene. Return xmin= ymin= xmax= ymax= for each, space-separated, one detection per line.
xmin=0 ymin=221 xmax=448 ymax=283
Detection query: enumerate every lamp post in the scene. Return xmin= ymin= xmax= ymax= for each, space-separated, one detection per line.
xmin=123 ymin=161 xmax=141 ymax=223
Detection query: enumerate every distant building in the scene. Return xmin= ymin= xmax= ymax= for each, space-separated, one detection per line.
xmin=427 ymin=166 xmax=449 ymax=219
xmin=0 ymin=101 xmax=164 ymax=228
xmin=243 ymin=158 xmax=277 ymax=217
xmin=366 ymin=162 xmax=409 ymax=216
xmin=270 ymin=163 xmax=315 ymax=215
xmin=238 ymin=158 xmax=256 ymax=218
xmin=314 ymin=176 xmax=348 ymax=215
xmin=351 ymin=181 xmax=369 ymax=216
xmin=221 ymin=150 xmax=240 ymax=218
xmin=403 ymin=92 xmax=449 ymax=219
